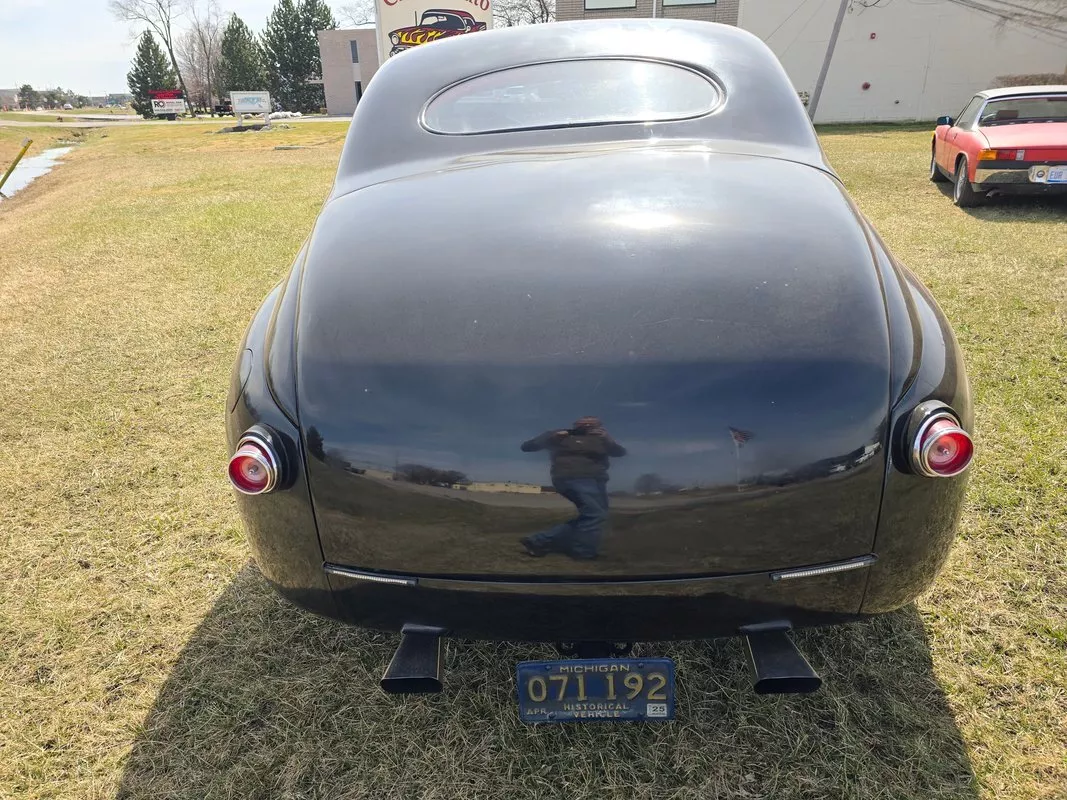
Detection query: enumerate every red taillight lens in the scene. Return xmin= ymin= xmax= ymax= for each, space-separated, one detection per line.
xmin=228 ymin=437 xmax=279 ymax=494
xmin=914 ymin=414 xmax=973 ymax=478
xmin=996 ymin=149 xmax=1027 ymax=161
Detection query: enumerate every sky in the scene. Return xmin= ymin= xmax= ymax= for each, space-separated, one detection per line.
xmin=0 ymin=0 xmax=311 ymax=96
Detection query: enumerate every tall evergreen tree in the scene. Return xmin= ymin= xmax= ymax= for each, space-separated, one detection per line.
xmin=127 ymin=30 xmax=177 ymax=118
xmin=261 ymin=0 xmax=336 ymax=113
xmin=218 ymin=14 xmax=268 ymax=96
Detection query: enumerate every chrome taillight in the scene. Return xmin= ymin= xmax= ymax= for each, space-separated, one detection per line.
xmin=228 ymin=429 xmax=281 ymax=494
xmin=910 ymin=409 xmax=973 ymax=478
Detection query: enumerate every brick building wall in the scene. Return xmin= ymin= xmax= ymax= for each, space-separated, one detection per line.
xmin=555 ymin=0 xmax=738 ymax=25
xmin=317 ymin=28 xmax=381 ymax=117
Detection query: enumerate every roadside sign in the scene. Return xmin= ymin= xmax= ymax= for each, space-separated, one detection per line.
xmin=151 ymin=98 xmax=187 ymax=116
xmin=231 ymin=92 xmax=271 ymax=114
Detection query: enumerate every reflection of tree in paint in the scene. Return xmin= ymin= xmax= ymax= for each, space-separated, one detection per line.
xmin=395 ymin=463 xmax=470 ymax=487
xmin=306 ymin=426 xmax=325 ymax=461
xmin=633 ymin=473 xmax=682 ymax=495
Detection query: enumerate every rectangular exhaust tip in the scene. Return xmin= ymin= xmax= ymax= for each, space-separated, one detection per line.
xmin=744 ymin=628 xmax=822 ymax=694
xmin=380 ymin=624 xmax=445 ymax=695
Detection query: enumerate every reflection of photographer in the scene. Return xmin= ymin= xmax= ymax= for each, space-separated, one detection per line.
xmin=520 ymin=417 xmax=626 ymax=560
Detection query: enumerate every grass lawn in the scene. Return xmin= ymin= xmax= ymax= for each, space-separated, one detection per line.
xmin=0 ymin=127 xmax=97 ymax=166
xmin=1 ymin=121 xmax=1064 ymax=800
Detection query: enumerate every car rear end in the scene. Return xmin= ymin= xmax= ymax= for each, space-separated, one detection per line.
xmin=973 ymin=139 xmax=1067 ymax=195
xmin=972 ymin=94 xmax=1067 ymax=195
xmin=292 ymin=147 xmax=898 ymax=635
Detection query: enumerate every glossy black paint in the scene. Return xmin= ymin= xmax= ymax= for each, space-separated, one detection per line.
xmin=225 ymin=20 xmax=972 ymax=642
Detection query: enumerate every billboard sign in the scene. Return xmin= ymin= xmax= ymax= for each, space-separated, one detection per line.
xmin=374 ymin=0 xmax=492 ymax=65
xmin=231 ymin=91 xmax=271 ymax=113
xmin=150 ymin=98 xmax=187 ymax=116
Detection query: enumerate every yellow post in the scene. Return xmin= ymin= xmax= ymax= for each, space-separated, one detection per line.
xmin=0 ymin=138 xmax=33 ymax=197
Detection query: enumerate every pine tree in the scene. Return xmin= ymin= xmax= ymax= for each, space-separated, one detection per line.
xmin=127 ymin=30 xmax=177 ymax=118
xmin=261 ymin=0 xmax=336 ymax=113
xmin=218 ymin=14 xmax=268 ymax=96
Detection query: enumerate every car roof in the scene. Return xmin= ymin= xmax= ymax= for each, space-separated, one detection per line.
xmin=333 ymin=20 xmax=827 ymax=198
xmin=977 ymin=85 xmax=1067 ymax=100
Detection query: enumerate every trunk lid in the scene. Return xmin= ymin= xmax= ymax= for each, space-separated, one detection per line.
xmin=296 ymin=147 xmax=891 ymax=579
xmin=980 ymin=121 xmax=1067 ymax=160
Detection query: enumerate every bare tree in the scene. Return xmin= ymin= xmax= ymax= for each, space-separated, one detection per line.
xmin=185 ymin=0 xmax=223 ymax=114
xmin=338 ymin=0 xmax=375 ymax=25
xmin=494 ymin=0 xmax=554 ymax=26
xmin=110 ymin=0 xmax=192 ymax=112
xmin=177 ymin=29 xmax=209 ymax=111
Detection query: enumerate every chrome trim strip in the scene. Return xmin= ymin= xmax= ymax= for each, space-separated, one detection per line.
xmin=324 ymin=564 xmax=418 ymax=586
xmin=770 ymin=555 xmax=876 ymax=582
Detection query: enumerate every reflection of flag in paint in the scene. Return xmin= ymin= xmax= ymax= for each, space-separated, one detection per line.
xmin=729 ymin=427 xmax=754 ymax=447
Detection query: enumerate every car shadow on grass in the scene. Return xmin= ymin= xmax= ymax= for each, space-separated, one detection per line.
xmin=933 ymin=182 xmax=1067 ymax=220
xmin=116 ymin=564 xmax=977 ymax=800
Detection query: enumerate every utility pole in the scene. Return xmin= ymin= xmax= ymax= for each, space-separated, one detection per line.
xmin=808 ymin=0 xmax=851 ymax=122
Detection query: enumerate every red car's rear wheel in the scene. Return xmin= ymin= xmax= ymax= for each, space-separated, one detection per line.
xmin=953 ymin=156 xmax=983 ymax=207
xmin=930 ymin=146 xmax=948 ymax=183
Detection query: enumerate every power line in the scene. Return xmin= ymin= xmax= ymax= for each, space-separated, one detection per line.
xmin=764 ymin=0 xmax=815 ymax=43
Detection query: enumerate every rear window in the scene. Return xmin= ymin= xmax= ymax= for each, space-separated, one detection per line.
xmin=979 ymin=94 xmax=1067 ymax=125
xmin=422 ymin=58 xmax=722 ymax=135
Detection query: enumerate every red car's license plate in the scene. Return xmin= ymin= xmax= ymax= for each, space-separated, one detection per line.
xmin=516 ymin=658 xmax=675 ymax=723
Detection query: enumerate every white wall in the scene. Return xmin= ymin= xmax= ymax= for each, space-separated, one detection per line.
xmin=738 ymin=0 xmax=1067 ymax=123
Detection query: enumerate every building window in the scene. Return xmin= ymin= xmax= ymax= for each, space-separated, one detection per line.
xmin=350 ymin=40 xmax=359 ymax=63
xmin=585 ymin=0 xmax=636 ymax=8
xmin=354 ymin=81 xmax=363 ymax=104
xmin=662 ymin=0 xmax=717 ymax=4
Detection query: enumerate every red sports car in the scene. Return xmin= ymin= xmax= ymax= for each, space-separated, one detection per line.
xmin=930 ymin=85 xmax=1067 ymax=206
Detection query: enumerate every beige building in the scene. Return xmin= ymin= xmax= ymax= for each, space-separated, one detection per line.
xmin=318 ymin=2 xmax=1067 ymax=122
xmin=556 ymin=0 xmax=1067 ymax=123
xmin=317 ymin=26 xmax=381 ymax=117
xmin=737 ymin=0 xmax=1067 ymax=123
xmin=556 ymin=0 xmax=737 ymax=25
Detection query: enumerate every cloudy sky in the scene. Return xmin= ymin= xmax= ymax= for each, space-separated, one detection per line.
xmin=0 ymin=0 xmax=326 ymax=95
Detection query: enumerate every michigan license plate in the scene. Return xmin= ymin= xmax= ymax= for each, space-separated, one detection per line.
xmin=516 ymin=658 xmax=675 ymax=723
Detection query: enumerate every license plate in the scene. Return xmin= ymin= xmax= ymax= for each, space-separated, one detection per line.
xmin=1033 ymin=165 xmax=1067 ymax=183
xmin=516 ymin=658 xmax=675 ymax=723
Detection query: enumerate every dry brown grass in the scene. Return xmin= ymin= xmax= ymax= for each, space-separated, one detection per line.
xmin=0 ymin=121 xmax=1064 ymax=800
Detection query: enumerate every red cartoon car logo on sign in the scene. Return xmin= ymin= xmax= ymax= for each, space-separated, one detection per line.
xmin=389 ymin=9 xmax=486 ymax=55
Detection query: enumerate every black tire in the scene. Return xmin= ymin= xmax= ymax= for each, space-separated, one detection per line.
xmin=953 ymin=157 xmax=983 ymax=207
xmin=930 ymin=146 xmax=948 ymax=182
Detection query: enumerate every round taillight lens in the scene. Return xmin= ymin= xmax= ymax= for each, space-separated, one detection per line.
xmin=915 ymin=415 xmax=973 ymax=478
xmin=228 ymin=438 xmax=279 ymax=494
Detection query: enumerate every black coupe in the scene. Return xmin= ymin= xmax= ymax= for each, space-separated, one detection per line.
xmin=226 ymin=20 xmax=973 ymax=716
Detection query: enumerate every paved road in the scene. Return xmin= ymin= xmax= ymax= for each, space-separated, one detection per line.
xmin=0 ymin=115 xmax=351 ymax=128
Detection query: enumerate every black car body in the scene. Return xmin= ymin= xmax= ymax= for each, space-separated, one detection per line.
xmin=227 ymin=21 xmax=973 ymax=659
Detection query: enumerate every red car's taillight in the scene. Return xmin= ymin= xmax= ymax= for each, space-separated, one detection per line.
xmin=228 ymin=431 xmax=281 ymax=494
xmin=979 ymin=148 xmax=1026 ymax=162
xmin=911 ymin=411 xmax=974 ymax=478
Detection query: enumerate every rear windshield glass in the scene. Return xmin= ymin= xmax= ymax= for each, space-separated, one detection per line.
xmin=423 ymin=58 xmax=722 ymax=134
xmin=979 ymin=94 xmax=1067 ymax=125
